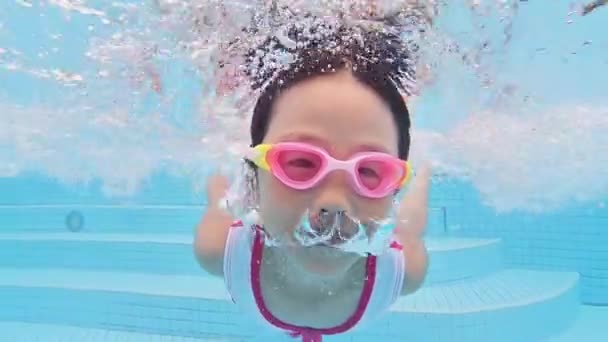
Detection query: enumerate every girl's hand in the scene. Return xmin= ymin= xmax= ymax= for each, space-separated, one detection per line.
xmin=396 ymin=162 xmax=432 ymax=239
xmin=415 ymin=162 xmax=432 ymax=181
xmin=195 ymin=173 xmax=235 ymax=277
xmin=206 ymin=174 xmax=230 ymax=208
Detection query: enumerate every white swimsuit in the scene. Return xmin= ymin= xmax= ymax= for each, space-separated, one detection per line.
xmin=223 ymin=221 xmax=406 ymax=341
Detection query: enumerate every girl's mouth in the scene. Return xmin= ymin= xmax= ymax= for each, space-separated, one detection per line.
xmin=305 ymin=212 xmax=356 ymax=246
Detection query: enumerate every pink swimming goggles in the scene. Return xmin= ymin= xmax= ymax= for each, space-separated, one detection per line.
xmin=246 ymin=142 xmax=412 ymax=199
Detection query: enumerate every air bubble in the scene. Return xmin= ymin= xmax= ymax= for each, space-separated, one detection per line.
xmin=1 ymin=0 xmax=606 ymax=214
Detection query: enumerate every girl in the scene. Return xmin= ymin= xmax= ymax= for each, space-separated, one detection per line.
xmin=194 ymin=9 xmax=432 ymax=342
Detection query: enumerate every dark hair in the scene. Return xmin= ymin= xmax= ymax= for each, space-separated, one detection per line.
xmin=224 ymin=14 xmax=417 ymax=160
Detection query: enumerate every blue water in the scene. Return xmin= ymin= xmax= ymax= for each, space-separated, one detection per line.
xmin=1 ymin=1 xmax=607 ymax=341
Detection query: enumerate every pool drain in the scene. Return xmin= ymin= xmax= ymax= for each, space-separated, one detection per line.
xmin=65 ymin=210 xmax=85 ymax=232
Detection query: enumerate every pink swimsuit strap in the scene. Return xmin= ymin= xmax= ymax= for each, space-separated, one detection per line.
xmin=249 ymin=226 xmax=378 ymax=342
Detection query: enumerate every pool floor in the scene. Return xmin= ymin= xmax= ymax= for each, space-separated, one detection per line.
xmin=1 ymin=305 xmax=605 ymax=341
xmin=549 ymin=306 xmax=608 ymax=342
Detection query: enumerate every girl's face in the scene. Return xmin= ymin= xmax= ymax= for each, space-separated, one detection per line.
xmin=257 ymin=70 xmax=401 ymax=276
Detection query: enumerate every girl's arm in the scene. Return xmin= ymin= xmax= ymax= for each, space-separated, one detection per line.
xmin=193 ymin=175 xmax=234 ymax=276
xmin=394 ymin=164 xmax=432 ymax=295
xmin=582 ymin=0 xmax=608 ymax=15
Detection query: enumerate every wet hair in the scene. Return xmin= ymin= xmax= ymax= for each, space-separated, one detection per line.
xmin=233 ymin=16 xmax=416 ymax=160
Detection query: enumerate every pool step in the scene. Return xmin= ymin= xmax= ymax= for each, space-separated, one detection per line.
xmin=383 ymin=270 xmax=579 ymax=342
xmin=0 ymin=233 xmax=201 ymax=275
xmin=0 ymin=322 xmax=219 ymax=342
xmin=425 ymin=237 xmax=503 ymax=284
xmin=0 ymin=206 xmax=203 ymax=234
xmin=0 ymin=269 xmax=245 ymax=340
xmin=0 ymin=234 xmax=503 ymax=282
xmin=0 ymin=268 xmax=579 ymax=341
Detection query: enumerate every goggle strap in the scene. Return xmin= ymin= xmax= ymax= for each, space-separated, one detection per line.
xmin=248 ymin=144 xmax=273 ymax=171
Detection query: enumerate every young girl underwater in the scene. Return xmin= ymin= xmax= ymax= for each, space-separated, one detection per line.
xmin=194 ymin=2 xmax=434 ymax=341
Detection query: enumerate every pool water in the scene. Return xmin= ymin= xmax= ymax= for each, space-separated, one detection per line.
xmin=1 ymin=0 xmax=607 ymax=341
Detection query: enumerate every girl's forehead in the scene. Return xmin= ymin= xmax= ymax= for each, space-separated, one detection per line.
xmin=265 ymin=78 xmax=400 ymax=156
xmin=272 ymin=73 xmax=393 ymax=123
